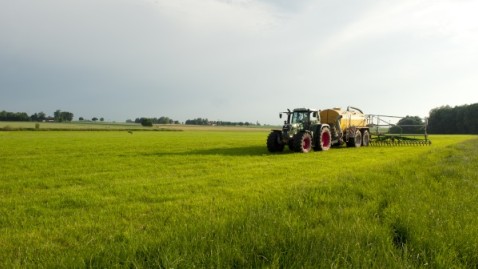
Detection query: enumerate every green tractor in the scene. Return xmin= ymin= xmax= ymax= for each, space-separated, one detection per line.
xmin=267 ymin=108 xmax=332 ymax=153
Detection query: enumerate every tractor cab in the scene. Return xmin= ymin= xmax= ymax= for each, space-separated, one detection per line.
xmin=281 ymin=108 xmax=319 ymax=123
xmin=278 ymin=108 xmax=320 ymax=141
xmin=300 ymin=109 xmax=319 ymax=122
xmin=291 ymin=110 xmax=308 ymax=124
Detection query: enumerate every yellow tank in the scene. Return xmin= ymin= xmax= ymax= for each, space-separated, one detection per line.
xmin=320 ymin=107 xmax=368 ymax=130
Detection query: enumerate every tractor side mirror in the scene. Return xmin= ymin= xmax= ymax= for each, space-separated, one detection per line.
xmin=279 ymin=113 xmax=282 ymax=119
xmin=312 ymin=112 xmax=317 ymax=118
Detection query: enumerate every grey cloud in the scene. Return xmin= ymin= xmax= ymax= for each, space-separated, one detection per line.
xmin=1 ymin=0 xmax=477 ymax=123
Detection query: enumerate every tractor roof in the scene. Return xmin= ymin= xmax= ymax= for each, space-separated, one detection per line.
xmin=292 ymin=108 xmax=318 ymax=112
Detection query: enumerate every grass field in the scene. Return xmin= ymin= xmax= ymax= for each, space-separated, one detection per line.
xmin=0 ymin=121 xmax=272 ymax=132
xmin=1 ymin=130 xmax=477 ymax=268
xmin=0 ymin=121 xmax=180 ymax=131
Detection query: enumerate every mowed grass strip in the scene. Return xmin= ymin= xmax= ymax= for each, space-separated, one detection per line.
xmin=0 ymin=131 xmax=477 ymax=268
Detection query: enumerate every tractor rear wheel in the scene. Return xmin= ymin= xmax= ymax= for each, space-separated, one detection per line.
xmin=362 ymin=130 xmax=370 ymax=146
xmin=267 ymin=132 xmax=284 ymax=152
xmin=314 ymin=127 xmax=331 ymax=151
xmin=294 ymin=132 xmax=312 ymax=153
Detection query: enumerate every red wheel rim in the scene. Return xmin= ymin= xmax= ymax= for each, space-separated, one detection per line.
xmin=321 ymin=131 xmax=330 ymax=148
xmin=303 ymin=136 xmax=311 ymax=150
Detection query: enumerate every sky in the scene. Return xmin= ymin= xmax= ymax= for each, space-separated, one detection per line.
xmin=1 ymin=0 xmax=477 ymax=124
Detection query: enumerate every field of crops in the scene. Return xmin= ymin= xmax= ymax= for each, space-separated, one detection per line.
xmin=1 ymin=129 xmax=477 ymax=268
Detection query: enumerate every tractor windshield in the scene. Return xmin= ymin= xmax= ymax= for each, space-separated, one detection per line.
xmin=291 ymin=111 xmax=308 ymax=124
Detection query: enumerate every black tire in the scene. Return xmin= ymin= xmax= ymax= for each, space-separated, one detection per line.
xmin=362 ymin=130 xmax=370 ymax=146
xmin=267 ymin=132 xmax=284 ymax=152
xmin=353 ymin=130 xmax=362 ymax=147
xmin=293 ymin=132 xmax=312 ymax=153
xmin=314 ymin=127 xmax=331 ymax=151
xmin=347 ymin=130 xmax=362 ymax=148
xmin=288 ymin=139 xmax=295 ymax=151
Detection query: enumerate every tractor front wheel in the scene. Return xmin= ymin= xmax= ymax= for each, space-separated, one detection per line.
xmin=267 ymin=132 xmax=284 ymax=152
xmin=294 ymin=132 xmax=312 ymax=153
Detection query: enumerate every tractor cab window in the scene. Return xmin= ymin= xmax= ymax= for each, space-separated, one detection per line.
xmin=291 ymin=112 xmax=308 ymax=124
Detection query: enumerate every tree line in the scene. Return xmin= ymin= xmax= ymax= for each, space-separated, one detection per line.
xmin=374 ymin=104 xmax=478 ymax=135
xmin=126 ymin=117 xmax=180 ymax=127
xmin=428 ymin=103 xmax=478 ymax=134
xmin=0 ymin=110 xmax=73 ymax=122
xmin=185 ymin=118 xmax=259 ymax=126
xmin=131 ymin=117 xmax=260 ymax=127
xmin=3 ymin=103 xmax=477 ymax=133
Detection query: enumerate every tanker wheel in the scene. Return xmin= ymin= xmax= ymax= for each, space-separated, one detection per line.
xmin=353 ymin=130 xmax=362 ymax=147
xmin=314 ymin=127 xmax=331 ymax=151
xmin=347 ymin=130 xmax=362 ymax=147
xmin=362 ymin=130 xmax=370 ymax=146
xmin=267 ymin=132 xmax=284 ymax=152
xmin=293 ymin=132 xmax=312 ymax=153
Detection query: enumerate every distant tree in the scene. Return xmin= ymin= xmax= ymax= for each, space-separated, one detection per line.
xmin=53 ymin=110 xmax=73 ymax=122
xmin=30 ymin=112 xmax=46 ymax=122
xmin=157 ymin=116 xmax=172 ymax=124
xmin=140 ymin=118 xmax=153 ymax=127
xmin=100 ymin=117 xmax=104 ymax=122
xmin=79 ymin=117 xmax=84 ymax=121
xmin=132 ymin=116 xmax=178 ymax=125
xmin=54 ymin=110 xmax=61 ymax=122
xmin=390 ymin=116 xmax=424 ymax=134
xmin=62 ymin=111 xmax=73 ymax=122
xmin=185 ymin=118 xmax=258 ymax=126
xmin=186 ymin=118 xmax=209 ymax=125
xmin=18 ymin=112 xmax=30 ymax=121
xmin=126 ymin=119 xmax=134 ymax=123
xmin=92 ymin=117 xmax=98 ymax=122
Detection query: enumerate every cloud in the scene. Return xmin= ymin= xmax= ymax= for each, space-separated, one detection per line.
xmin=153 ymin=0 xmax=280 ymax=33
xmin=1 ymin=0 xmax=477 ymax=122
xmin=316 ymin=0 xmax=478 ymax=56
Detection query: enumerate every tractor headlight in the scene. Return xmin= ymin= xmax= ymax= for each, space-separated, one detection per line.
xmin=282 ymin=124 xmax=291 ymax=131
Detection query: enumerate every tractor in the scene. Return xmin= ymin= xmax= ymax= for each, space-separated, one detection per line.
xmin=267 ymin=106 xmax=430 ymax=153
xmin=266 ymin=108 xmax=332 ymax=153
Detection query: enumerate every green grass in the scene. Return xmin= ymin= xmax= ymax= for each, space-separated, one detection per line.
xmin=0 ymin=121 xmax=273 ymax=131
xmin=0 ymin=131 xmax=477 ymax=268
xmin=0 ymin=121 xmax=175 ymax=131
